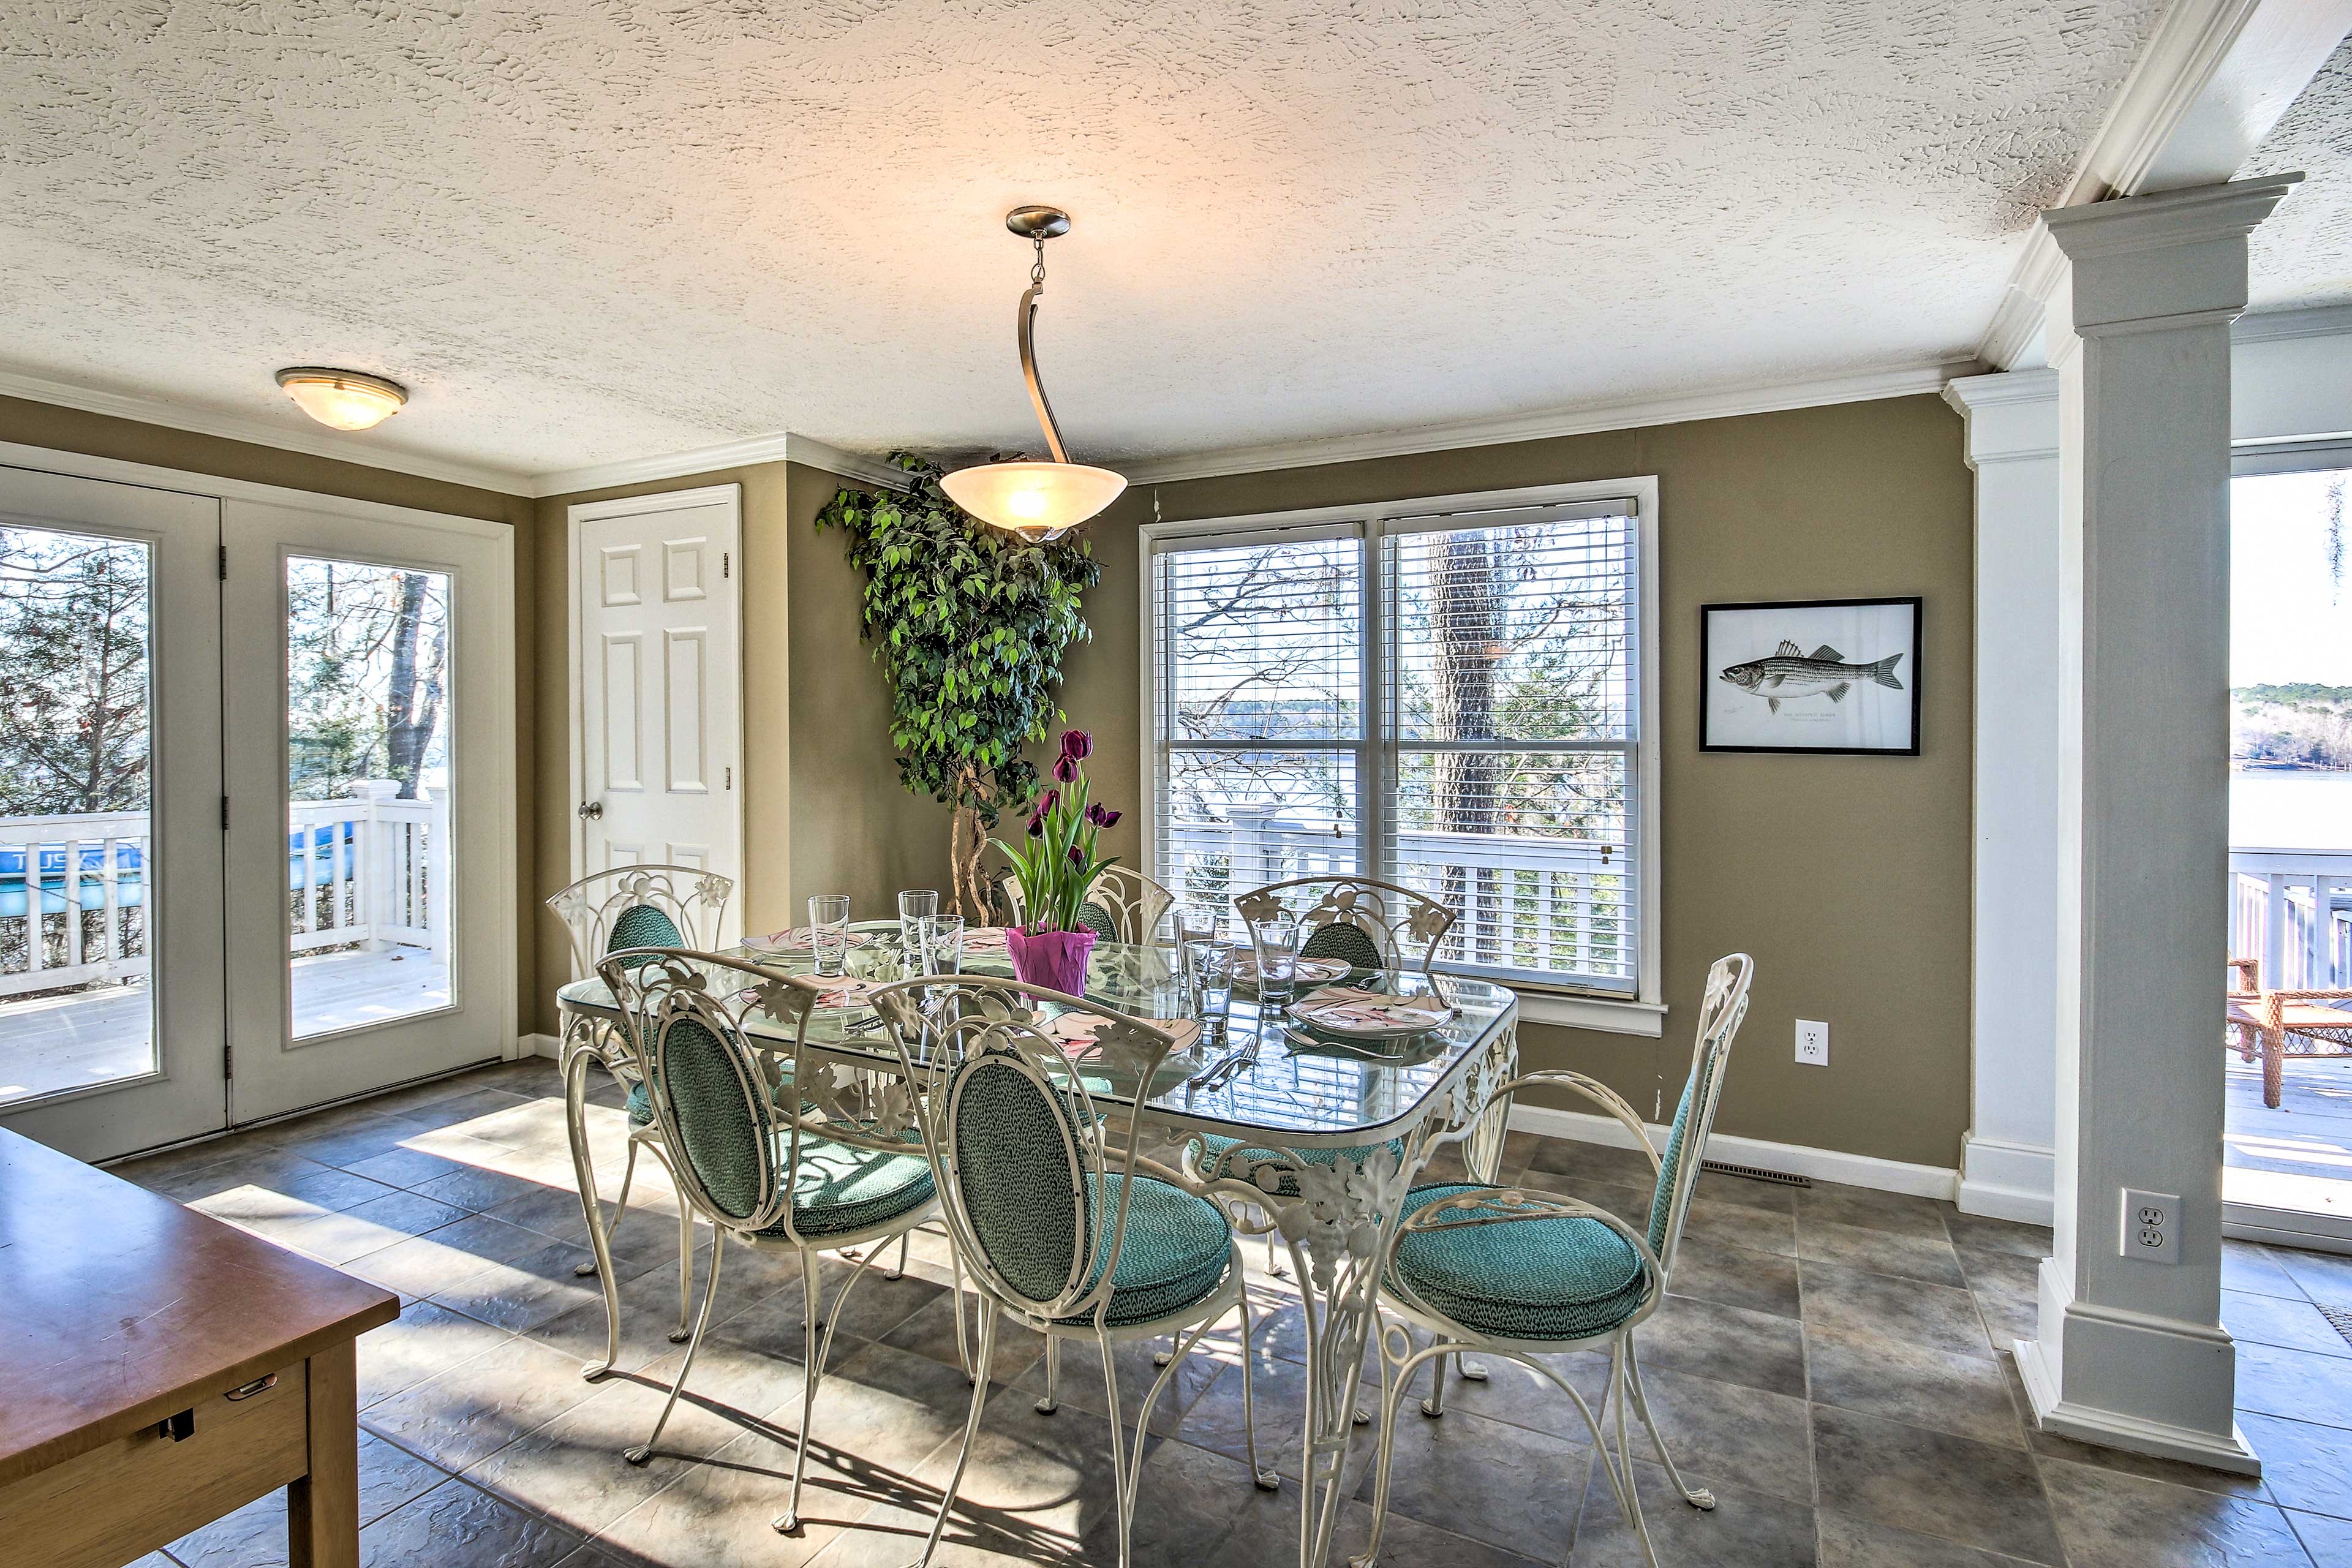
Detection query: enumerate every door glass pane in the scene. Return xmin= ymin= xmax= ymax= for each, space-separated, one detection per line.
xmin=286 ymin=558 xmax=454 ymax=1038
xmin=0 ymin=526 xmax=157 ymax=1102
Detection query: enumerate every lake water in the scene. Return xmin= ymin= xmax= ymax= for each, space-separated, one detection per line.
xmin=2232 ymin=769 xmax=2352 ymax=851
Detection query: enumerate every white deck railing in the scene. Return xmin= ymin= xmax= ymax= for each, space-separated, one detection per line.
xmin=2232 ymin=848 xmax=2352 ymax=990
xmin=1 ymin=780 xmax=447 ymax=1000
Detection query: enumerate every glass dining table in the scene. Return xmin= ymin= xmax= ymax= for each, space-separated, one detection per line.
xmin=555 ymin=924 xmax=1520 ymax=1567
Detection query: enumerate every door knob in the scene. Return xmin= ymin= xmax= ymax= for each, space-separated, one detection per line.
xmin=578 ymin=801 xmax=603 ymax=820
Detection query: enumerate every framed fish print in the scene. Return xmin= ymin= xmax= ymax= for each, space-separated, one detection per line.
xmin=1700 ymin=597 xmax=1922 ymax=755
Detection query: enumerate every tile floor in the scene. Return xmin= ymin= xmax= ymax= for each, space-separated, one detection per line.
xmin=105 ymin=1058 xmax=2352 ymax=1567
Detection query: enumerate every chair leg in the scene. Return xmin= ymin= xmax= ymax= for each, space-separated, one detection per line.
xmin=1457 ymin=1356 xmax=1488 ymax=1381
xmin=1350 ymin=1340 xmax=1439 ymax=1568
xmin=1036 ymin=1337 xmax=1060 ymax=1415
xmin=575 ymin=1139 xmax=639 ymax=1278
xmin=774 ymin=1250 xmax=828 ymax=1534
xmin=1421 ymin=1344 xmax=1449 ymax=1419
xmin=1625 ymin=1346 xmax=1714 ymax=1509
xmin=886 ymin=1231 xmax=910 ymax=1281
xmin=949 ymin=1244 xmax=973 ymax=1384
xmin=908 ymin=1310 xmax=997 ymax=1568
xmin=669 ymin=1196 xmax=696 ymax=1342
xmin=1099 ymin=1330 xmax=1134 ymax=1568
xmin=1236 ymin=1287 xmax=1278 ymax=1490
xmin=1606 ymin=1343 xmax=1661 ymax=1568
xmin=2266 ymin=1030 xmax=2286 ymax=1109
xmin=625 ymin=1228 xmax=724 ymax=1464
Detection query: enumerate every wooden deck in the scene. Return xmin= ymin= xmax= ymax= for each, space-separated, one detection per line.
xmin=2226 ymin=1054 xmax=2352 ymax=1221
xmin=0 ymin=948 xmax=450 ymax=1104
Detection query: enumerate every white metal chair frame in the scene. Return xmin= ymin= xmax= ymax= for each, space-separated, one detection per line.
xmin=601 ymin=948 xmax=948 ymax=1536
xmin=1352 ymin=952 xmax=1755 ymax=1568
xmin=1233 ymin=875 xmax=1457 ymax=979
xmin=870 ymin=974 xmax=1275 ymax=1568
xmin=997 ymin=863 xmax=1176 ymax=943
xmin=545 ymin=865 xmax=735 ymax=1357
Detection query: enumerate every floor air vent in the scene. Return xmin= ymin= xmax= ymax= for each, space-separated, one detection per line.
xmin=1700 ymin=1159 xmax=1812 ymax=1189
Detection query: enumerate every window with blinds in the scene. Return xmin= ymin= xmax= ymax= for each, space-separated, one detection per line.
xmin=1147 ymin=491 xmax=1650 ymax=996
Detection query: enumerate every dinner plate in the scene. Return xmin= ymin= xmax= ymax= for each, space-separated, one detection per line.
xmin=1289 ymin=986 xmax=1458 ymax=1040
xmin=1041 ymin=1010 xmax=1204 ymax=1058
xmin=1231 ymin=953 xmax=1352 ymax=986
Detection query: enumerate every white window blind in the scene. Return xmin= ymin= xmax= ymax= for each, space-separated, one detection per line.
xmin=1148 ymin=490 xmax=1649 ymax=997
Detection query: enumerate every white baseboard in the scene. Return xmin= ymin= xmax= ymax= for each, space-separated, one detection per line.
xmin=524 ymin=1032 xmax=561 ymax=1060
xmin=1506 ymin=1102 xmax=1961 ymax=1202
xmin=2015 ymin=1333 xmax=2262 ymax=1476
xmin=1958 ymin=1134 xmax=2056 ymax=1226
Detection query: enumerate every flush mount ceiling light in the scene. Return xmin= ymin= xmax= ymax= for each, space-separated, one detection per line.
xmin=274 ymin=367 xmax=407 ymax=431
xmin=940 ymin=206 xmax=1126 ymax=543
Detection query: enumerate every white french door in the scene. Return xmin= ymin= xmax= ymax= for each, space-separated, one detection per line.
xmin=0 ymin=466 xmax=228 ymax=1159
xmin=222 ymin=498 xmax=516 ymax=1123
xmin=570 ymin=486 xmax=742 ymax=946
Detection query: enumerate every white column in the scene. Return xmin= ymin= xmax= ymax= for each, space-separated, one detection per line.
xmin=1944 ymin=369 xmax=2062 ymax=1226
xmin=2016 ymin=175 xmax=2298 ymax=1474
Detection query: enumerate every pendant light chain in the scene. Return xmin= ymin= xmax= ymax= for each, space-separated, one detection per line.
xmin=1031 ymin=235 xmax=1047 ymax=292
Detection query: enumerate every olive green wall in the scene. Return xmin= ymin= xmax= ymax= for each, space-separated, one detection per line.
xmin=1056 ymin=394 xmax=1977 ymax=1171
xmin=0 ymin=396 xmax=544 ymax=1039
xmin=527 ymin=459 xmax=951 ymax=1035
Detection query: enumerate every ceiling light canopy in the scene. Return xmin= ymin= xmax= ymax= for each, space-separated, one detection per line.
xmin=941 ymin=207 xmax=1125 ymax=543
xmin=275 ymin=367 xmax=407 ymax=431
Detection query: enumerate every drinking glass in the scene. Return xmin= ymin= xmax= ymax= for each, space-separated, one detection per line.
xmin=925 ymin=915 xmax=966 ymax=978
xmin=898 ymin=889 xmax=939 ymax=955
xmin=1174 ymin=907 xmax=1223 ymax=1011
xmin=1250 ymin=916 xmax=1302 ymax=1014
xmin=1185 ymin=940 xmax=1234 ymax=1046
xmin=808 ymin=894 xmax=851 ymax=977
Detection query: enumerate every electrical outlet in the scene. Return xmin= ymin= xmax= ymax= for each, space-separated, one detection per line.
xmin=1795 ymin=1019 xmax=1829 ymax=1066
xmin=2122 ymin=1188 xmax=2180 ymax=1264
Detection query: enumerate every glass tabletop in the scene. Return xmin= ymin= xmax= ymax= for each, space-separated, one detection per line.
xmin=556 ymin=927 xmax=1519 ymax=1148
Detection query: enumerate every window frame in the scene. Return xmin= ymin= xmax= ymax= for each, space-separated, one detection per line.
xmin=1138 ymin=475 xmax=1664 ymax=1035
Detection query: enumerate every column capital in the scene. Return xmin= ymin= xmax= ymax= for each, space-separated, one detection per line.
xmin=1943 ymin=369 xmax=2060 ymax=465
xmin=2044 ymin=176 xmax=2302 ymax=336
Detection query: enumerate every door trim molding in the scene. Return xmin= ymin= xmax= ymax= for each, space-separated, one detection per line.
xmin=566 ymin=484 xmax=747 ymax=913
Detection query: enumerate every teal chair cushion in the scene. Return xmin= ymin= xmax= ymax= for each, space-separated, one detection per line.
xmin=1194 ymin=1133 xmax=1404 ymax=1197
xmin=1299 ymin=920 xmax=1384 ymax=972
xmin=1077 ymin=900 xmax=1120 ymax=941
xmin=608 ymin=902 xmax=684 ymax=956
xmin=625 ymin=1063 xmax=796 ymax=1128
xmin=752 ymin=1135 xmax=936 ymax=1241
xmin=1388 ymin=1182 xmax=1651 ymax=1343
xmin=1060 ymin=1172 xmax=1232 ymax=1329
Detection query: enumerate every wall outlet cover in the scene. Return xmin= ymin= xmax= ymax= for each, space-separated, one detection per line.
xmin=2122 ymin=1188 xmax=2180 ymax=1264
xmin=1795 ymin=1019 xmax=1829 ymax=1066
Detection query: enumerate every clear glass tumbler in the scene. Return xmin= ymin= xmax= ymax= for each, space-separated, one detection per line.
xmin=1250 ymin=915 xmax=1302 ymax=1014
xmin=898 ymin=889 xmax=939 ymax=956
xmin=808 ymin=894 xmax=852 ymax=977
xmin=1185 ymin=939 xmax=1234 ymax=1046
xmin=925 ymin=915 xmax=966 ymax=978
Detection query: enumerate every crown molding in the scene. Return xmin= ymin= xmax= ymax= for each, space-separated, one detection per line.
xmin=2234 ymin=301 xmax=2352 ymax=344
xmin=1111 ymin=360 xmax=1980 ymax=486
xmin=0 ymin=363 xmax=533 ymax=496
xmin=526 ymin=430 xmax=906 ymax=497
xmin=1978 ymin=0 xmax=2352 ymax=370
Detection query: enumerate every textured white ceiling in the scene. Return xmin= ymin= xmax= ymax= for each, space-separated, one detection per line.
xmin=2244 ymin=34 xmax=2352 ymax=314
xmin=0 ymin=1 xmax=2164 ymax=479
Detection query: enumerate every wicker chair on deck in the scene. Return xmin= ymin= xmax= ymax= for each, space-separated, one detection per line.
xmin=2229 ymin=956 xmax=2352 ymax=1109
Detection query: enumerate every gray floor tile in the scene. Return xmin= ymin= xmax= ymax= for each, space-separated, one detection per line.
xmin=590 ymin=1424 xmax=851 ymax=1567
xmin=1806 ymin=1322 xmax=2024 ymax=1448
xmin=2293 ymin=1509 xmax=2352 ymax=1567
xmin=1632 ymin=1293 xmax=1809 ymax=1398
xmin=1799 ymin=1258 xmax=1993 ymax=1360
xmin=432 ymin=1237 xmax=656 ymax=1335
xmin=1678 ymin=1194 xmax=1798 ymax=1257
xmin=1939 ymin=1211 xmax=2051 ymax=1261
xmin=1614 ymin=1360 xmax=1815 ymax=1507
xmin=2276 ymin=1249 xmax=2352 ymax=1305
xmin=1957 ymin=1247 xmax=2041 ymax=1348
xmin=1349 ymin=1401 xmax=1591 ymax=1563
xmin=356 ymin=1297 xmax=517 ymax=1409
xmin=363 ymin=1333 xmax=604 ymax=1473
xmin=411 ymin=1159 xmax=564 ymax=1214
xmin=1688 ymin=1169 xmax=1801 ymax=1216
xmin=1568 ymin=1456 xmax=1815 ymax=1567
xmin=280 ymin=1188 xmax=473 ymax=1266
xmin=1797 ymin=1217 xmax=1966 ymax=1287
xmin=2241 ymin=1411 xmax=2352 ymax=1521
xmin=2038 ymin=1453 xmax=2315 ymax=1567
xmin=1654 ymin=1232 xmax=1802 ymax=1319
xmin=1795 ymin=1183 xmax=1952 ymax=1242
xmin=2226 ymin=1242 xmax=2312 ymax=1302
xmin=2228 ymin=1289 xmax=2352 ymax=1359
xmin=344 ymin=1211 xmax=559 ymax=1300
xmin=361 ymin=1477 xmax=585 ymax=1568
xmin=1178 ymin=1337 xmax=1375 ymax=1487
xmin=1008 ymin=1326 xmax=1228 ymax=1436
xmin=1523 ymin=1136 xmax=1656 ymax=1189
xmin=2238 ymin=1339 xmax=2352 ymax=1427
xmin=1815 ymin=1512 xmax=2046 ymax=1566
xmin=1811 ymin=1404 xmax=2062 ymax=1564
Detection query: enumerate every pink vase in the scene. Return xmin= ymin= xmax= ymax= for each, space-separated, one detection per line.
xmin=1006 ymin=927 xmax=1096 ymax=996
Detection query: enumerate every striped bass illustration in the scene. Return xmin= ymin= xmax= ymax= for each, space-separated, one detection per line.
xmin=1720 ymin=641 xmax=1904 ymax=715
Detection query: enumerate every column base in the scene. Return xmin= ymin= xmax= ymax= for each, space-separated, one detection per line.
xmin=1958 ymin=1135 xmax=2054 ymax=1225
xmin=2018 ymin=1259 xmax=2260 ymax=1476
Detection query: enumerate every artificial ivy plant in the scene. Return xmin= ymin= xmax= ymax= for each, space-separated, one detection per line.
xmin=816 ymin=454 xmax=1102 ymax=918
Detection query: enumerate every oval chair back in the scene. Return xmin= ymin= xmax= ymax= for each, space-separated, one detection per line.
xmin=1232 ymin=875 xmax=1456 ymax=978
xmin=873 ymin=975 xmax=1183 ymax=1327
xmin=996 ymin=865 xmax=1175 ymax=944
xmin=597 ymin=948 xmax=922 ymax=1247
xmin=548 ymin=865 xmax=734 ymax=979
xmin=1644 ymin=952 xmax=1754 ymax=1279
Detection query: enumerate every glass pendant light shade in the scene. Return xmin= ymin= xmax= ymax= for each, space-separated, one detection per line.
xmin=940 ymin=459 xmax=1126 ymax=541
xmin=276 ymin=368 xmax=407 ymax=431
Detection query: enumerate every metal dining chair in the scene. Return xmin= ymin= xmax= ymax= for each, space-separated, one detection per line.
xmin=545 ymin=865 xmax=736 ymax=1353
xmin=600 ymin=948 xmax=943 ymax=1534
xmin=1351 ymin=953 xmax=1756 ymax=1568
xmin=870 ymin=974 xmax=1275 ymax=1568
xmin=1231 ymin=874 xmax=1456 ymax=978
xmin=997 ymin=864 xmax=1176 ymax=943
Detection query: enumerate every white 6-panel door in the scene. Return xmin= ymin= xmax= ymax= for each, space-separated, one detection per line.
xmin=570 ymin=485 xmax=742 ymax=949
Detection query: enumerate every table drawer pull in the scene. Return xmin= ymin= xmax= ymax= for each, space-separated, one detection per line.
xmin=156 ymin=1409 xmax=195 ymax=1441
xmin=223 ymin=1374 xmax=278 ymax=1401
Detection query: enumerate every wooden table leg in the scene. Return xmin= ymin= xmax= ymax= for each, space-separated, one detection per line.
xmin=287 ymin=1340 xmax=359 ymax=1568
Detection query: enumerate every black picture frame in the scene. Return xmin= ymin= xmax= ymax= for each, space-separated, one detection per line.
xmin=1699 ymin=596 xmax=1923 ymax=756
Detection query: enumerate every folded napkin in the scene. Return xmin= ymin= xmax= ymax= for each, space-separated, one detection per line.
xmin=1294 ymin=986 xmax=1457 ymax=1028
xmin=812 ymin=977 xmax=885 ymax=1009
xmin=748 ymin=927 xmax=875 ymax=953
xmin=960 ymin=926 xmax=1012 ymax=954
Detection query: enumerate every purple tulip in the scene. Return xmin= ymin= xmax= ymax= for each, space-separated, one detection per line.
xmin=1085 ymin=802 xmax=1121 ymax=829
xmin=1068 ymin=844 xmax=1086 ymax=867
xmin=1052 ymin=752 xmax=1077 ymax=784
xmin=1025 ymin=812 xmax=1044 ymax=839
xmin=1061 ymin=729 xmax=1091 ymax=762
xmin=1038 ymin=788 xmax=1060 ymax=817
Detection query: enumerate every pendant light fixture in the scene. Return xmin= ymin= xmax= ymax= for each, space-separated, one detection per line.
xmin=941 ymin=206 xmax=1126 ymax=542
xmin=275 ymin=367 xmax=407 ymax=431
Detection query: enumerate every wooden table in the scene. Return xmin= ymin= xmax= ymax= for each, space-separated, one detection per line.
xmin=0 ymin=1128 xmax=399 ymax=1568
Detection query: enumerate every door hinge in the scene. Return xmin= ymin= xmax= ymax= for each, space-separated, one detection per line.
xmin=221 ymin=795 xmax=230 ymax=830
xmin=218 ymin=545 xmax=227 ymax=580
xmin=222 ymin=1043 xmax=233 ymax=1079
xmin=722 ymin=551 xmax=730 ymax=579
xmin=725 ymin=765 xmax=732 ymax=791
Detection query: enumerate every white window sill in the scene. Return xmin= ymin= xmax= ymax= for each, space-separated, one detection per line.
xmin=1507 ymin=989 xmax=1667 ymax=1036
